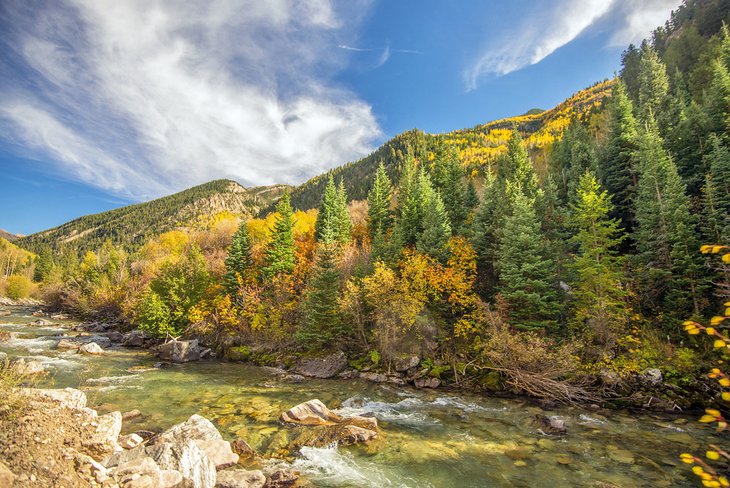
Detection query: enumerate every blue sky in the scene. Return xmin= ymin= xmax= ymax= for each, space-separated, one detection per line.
xmin=0 ymin=0 xmax=681 ymax=235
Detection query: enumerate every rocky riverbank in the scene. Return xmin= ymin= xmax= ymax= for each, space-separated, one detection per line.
xmin=0 ymin=386 xmax=380 ymax=487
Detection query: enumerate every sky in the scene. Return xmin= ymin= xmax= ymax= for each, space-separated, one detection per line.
xmin=0 ymin=0 xmax=682 ymax=235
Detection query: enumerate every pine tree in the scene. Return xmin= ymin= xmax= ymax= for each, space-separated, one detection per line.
xmin=501 ymin=130 xmax=539 ymax=199
xmin=416 ymin=189 xmax=451 ymax=262
xmin=297 ymin=243 xmax=347 ymax=350
xmin=569 ymin=171 xmax=628 ymax=344
xmin=496 ymin=185 xmax=558 ymax=331
xmin=33 ymin=246 xmax=54 ymax=282
xmin=600 ymin=81 xmax=639 ymax=246
xmin=633 ymin=120 xmax=703 ymax=318
xmin=431 ymin=145 xmax=467 ymax=232
xmin=637 ymin=42 xmax=669 ymax=125
xmin=367 ymin=162 xmax=393 ymax=238
xmin=315 ymin=175 xmax=339 ymax=243
xmin=472 ymin=174 xmax=504 ymax=297
xmin=705 ymin=59 xmax=730 ymax=136
xmin=465 ymin=180 xmax=479 ymax=211
xmin=224 ymin=221 xmax=254 ymax=300
xmin=335 ymin=179 xmax=352 ymax=243
xmin=620 ymin=43 xmax=642 ymax=105
xmin=395 ymin=164 xmax=428 ymax=246
xmin=263 ymin=193 xmax=296 ymax=278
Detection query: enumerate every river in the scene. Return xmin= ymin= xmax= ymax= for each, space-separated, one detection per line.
xmin=0 ymin=306 xmax=718 ymax=487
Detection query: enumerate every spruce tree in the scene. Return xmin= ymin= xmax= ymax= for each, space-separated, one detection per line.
xmin=465 ymin=180 xmax=479 ymax=211
xmin=315 ymin=175 xmax=339 ymax=243
xmin=417 ymin=190 xmax=452 ymax=262
xmin=297 ymin=243 xmax=346 ymax=350
xmin=396 ymin=165 xmax=428 ymax=246
xmin=501 ymin=130 xmax=539 ymax=199
xmin=224 ymin=221 xmax=254 ymax=300
xmin=496 ymin=185 xmax=559 ymax=331
xmin=568 ymin=171 xmax=628 ymax=342
xmin=637 ymin=42 xmax=669 ymax=125
xmin=702 ymin=134 xmax=730 ymax=242
xmin=431 ymin=145 xmax=467 ymax=232
xmin=367 ymin=162 xmax=393 ymax=238
xmin=335 ymin=179 xmax=352 ymax=243
xmin=633 ymin=120 xmax=703 ymax=317
xmin=33 ymin=246 xmax=54 ymax=282
xmin=600 ymin=81 xmax=639 ymax=245
xmin=705 ymin=59 xmax=730 ymax=136
xmin=472 ymin=174 xmax=504 ymax=297
xmin=263 ymin=193 xmax=296 ymax=278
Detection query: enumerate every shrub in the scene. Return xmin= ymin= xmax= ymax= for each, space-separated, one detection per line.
xmin=5 ymin=275 xmax=33 ymax=300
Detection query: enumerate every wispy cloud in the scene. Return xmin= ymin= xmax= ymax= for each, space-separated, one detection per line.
xmin=464 ymin=0 xmax=682 ymax=90
xmin=0 ymin=0 xmax=381 ymax=200
xmin=336 ymin=43 xmax=421 ymax=69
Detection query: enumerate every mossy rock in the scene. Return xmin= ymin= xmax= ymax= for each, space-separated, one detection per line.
xmin=479 ymin=371 xmax=504 ymax=392
xmin=226 ymin=346 xmax=252 ymax=362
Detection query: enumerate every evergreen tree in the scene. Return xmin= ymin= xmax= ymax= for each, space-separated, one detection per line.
xmin=263 ymin=193 xmax=296 ymax=278
xmin=431 ymin=145 xmax=467 ymax=232
xmin=705 ymin=59 xmax=730 ymax=136
xmin=33 ymin=246 xmax=54 ymax=282
xmin=465 ymin=180 xmax=479 ymax=211
xmin=416 ymin=189 xmax=452 ymax=262
xmin=496 ymin=185 xmax=559 ymax=331
xmin=633 ymin=120 xmax=703 ymax=318
xmin=472 ymin=174 xmax=504 ymax=297
xmin=568 ymin=171 xmax=628 ymax=345
xmin=637 ymin=42 xmax=670 ymax=125
xmin=500 ymin=130 xmax=539 ymax=199
xmin=335 ymin=179 xmax=352 ymax=243
xmin=367 ymin=162 xmax=393 ymax=238
xmin=297 ymin=244 xmax=347 ymax=350
xmin=702 ymin=134 xmax=730 ymax=242
xmin=224 ymin=221 xmax=254 ymax=300
xmin=620 ymin=43 xmax=642 ymax=105
xmin=395 ymin=165 xmax=428 ymax=246
xmin=600 ymin=81 xmax=639 ymax=246
xmin=315 ymin=175 xmax=339 ymax=243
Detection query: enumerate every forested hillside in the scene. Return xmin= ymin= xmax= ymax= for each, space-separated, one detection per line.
xmin=17 ymin=180 xmax=288 ymax=255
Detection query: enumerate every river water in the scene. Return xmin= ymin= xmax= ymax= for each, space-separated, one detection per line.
xmin=0 ymin=307 xmax=719 ymax=487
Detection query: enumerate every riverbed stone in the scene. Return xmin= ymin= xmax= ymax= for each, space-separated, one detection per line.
xmin=215 ymin=469 xmax=265 ymax=488
xmin=79 ymin=342 xmax=105 ymax=355
xmin=29 ymin=318 xmax=53 ymax=326
xmin=394 ymin=354 xmax=420 ymax=372
xmin=123 ymin=330 xmax=148 ymax=347
xmin=159 ymin=339 xmax=201 ymax=363
xmin=230 ymin=439 xmax=257 ymax=461
xmin=146 ymin=440 xmax=216 ymax=488
xmin=57 ymin=338 xmax=80 ymax=350
xmin=264 ymin=470 xmax=299 ymax=488
xmin=107 ymin=331 xmax=125 ymax=343
xmin=122 ymin=409 xmax=143 ymax=421
xmin=280 ymin=399 xmax=341 ymax=425
xmin=27 ymin=387 xmax=88 ymax=409
xmin=120 ymin=433 xmax=144 ymax=450
xmin=151 ymin=414 xmax=223 ymax=446
xmin=12 ymin=358 xmax=46 ymax=376
xmin=294 ymin=351 xmax=347 ymax=378
xmin=414 ymin=377 xmax=440 ymax=389
xmin=84 ymin=411 xmax=122 ymax=458
xmin=195 ymin=439 xmax=239 ymax=469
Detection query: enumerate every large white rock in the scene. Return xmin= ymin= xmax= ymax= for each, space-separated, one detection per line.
xmin=151 ymin=414 xmax=223 ymax=446
xmin=79 ymin=342 xmax=105 ymax=355
xmin=195 ymin=439 xmax=239 ymax=469
xmin=83 ymin=411 xmax=122 ymax=458
xmin=146 ymin=440 xmax=216 ymax=488
xmin=279 ymin=399 xmax=342 ymax=426
xmin=24 ymin=388 xmax=88 ymax=410
xmin=11 ymin=358 xmax=46 ymax=376
xmin=158 ymin=339 xmax=200 ymax=363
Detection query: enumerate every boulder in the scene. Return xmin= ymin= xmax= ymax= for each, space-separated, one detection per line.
xmin=159 ymin=339 xmax=201 ymax=363
xmin=110 ymin=455 xmax=182 ymax=488
xmin=27 ymin=387 xmax=87 ymax=410
xmin=57 ymin=339 xmax=80 ymax=350
xmin=32 ymin=310 xmax=46 ymax=317
xmin=83 ymin=411 xmax=123 ymax=458
xmin=11 ymin=358 xmax=46 ymax=376
xmin=123 ymin=330 xmax=148 ymax=347
xmin=122 ymin=409 xmax=143 ymax=421
xmin=150 ymin=414 xmax=223 ymax=446
xmin=107 ymin=331 xmax=125 ymax=343
xmin=394 ymin=354 xmax=420 ymax=372
xmin=146 ymin=440 xmax=216 ymax=488
xmin=196 ymin=439 xmax=239 ymax=469
xmin=264 ymin=470 xmax=299 ymax=488
xmin=532 ymin=414 xmax=567 ymax=435
xmin=414 ymin=377 xmax=440 ymax=389
xmin=80 ymin=335 xmax=112 ymax=348
xmin=120 ymin=433 xmax=144 ymax=450
xmin=79 ymin=342 xmax=105 ymax=355
xmin=641 ymin=368 xmax=663 ymax=386
xmin=280 ymin=399 xmax=342 ymax=426
xmin=29 ymin=318 xmax=53 ymax=326
xmin=294 ymin=351 xmax=347 ymax=378
xmin=0 ymin=461 xmax=16 ymax=487
xmin=215 ymin=469 xmax=266 ymax=488
xmin=334 ymin=425 xmax=378 ymax=445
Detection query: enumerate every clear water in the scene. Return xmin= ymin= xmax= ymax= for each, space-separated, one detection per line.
xmin=0 ymin=307 xmax=718 ymax=487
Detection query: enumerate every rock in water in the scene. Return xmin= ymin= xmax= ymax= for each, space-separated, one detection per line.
xmin=79 ymin=342 xmax=105 ymax=355
xmin=414 ymin=377 xmax=440 ymax=389
xmin=532 ymin=414 xmax=567 ymax=435
xmin=215 ymin=469 xmax=266 ymax=488
xmin=159 ymin=339 xmax=201 ymax=363
xmin=11 ymin=358 xmax=46 ymax=376
xmin=280 ymin=399 xmax=342 ymax=425
xmin=151 ymin=414 xmax=223 ymax=445
xmin=195 ymin=439 xmax=239 ymax=469
xmin=230 ymin=439 xmax=257 ymax=461
xmin=123 ymin=330 xmax=147 ymax=347
xmin=294 ymin=351 xmax=347 ymax=378
xmin=57 ymin=339 xmax=80 ymax=350
xmin=29 ymin=318 xmax=53 ymax=326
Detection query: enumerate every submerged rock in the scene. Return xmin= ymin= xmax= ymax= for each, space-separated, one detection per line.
xmin=532 ymin=414 xmax=567 ymax=435
xmin=215 ymin=468 xmax=266 ymax=488
xmin=79 ymin=342 xmax=105 ymax=355
xmin=57 ymin=338 xmax=80 ymax=350
xmin=159 ymin=339 xmax=201 ymax=363
xmin=122 ymin=409 xmax=143 ymax=421
xmin=294 ymin=351 xmax=347 ymax=378
xmin=230 ymin=439 xmax=257 ymax=461
xmin=28 ymin=318 xmax=53 ymax=326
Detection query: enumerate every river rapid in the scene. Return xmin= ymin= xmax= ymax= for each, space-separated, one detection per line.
xmin=0 ymin=306 xmax=720 ymax=487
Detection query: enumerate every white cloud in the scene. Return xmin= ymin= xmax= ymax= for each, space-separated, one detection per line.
xmin=0 ymin=0 xmax=380 ymax=200
xmin=464 ymin=0 xmax=682 ymax=90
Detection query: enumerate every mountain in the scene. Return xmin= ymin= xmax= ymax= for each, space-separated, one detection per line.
xmin=0 ymin=229 xmax=19 ymax=242
xmin=282 ymin=79 xmax=613 ymax=213
xmin=17 ymin=179 xmax=288 ymax=254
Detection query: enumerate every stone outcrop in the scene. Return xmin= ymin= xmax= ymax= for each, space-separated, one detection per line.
xmin=294 ymin=351 xmax=347 ymax=378
xmin=83 ymin=411 xmax=122 ymax=457
xmin=158 ymin=339 xmax=201 ymax=362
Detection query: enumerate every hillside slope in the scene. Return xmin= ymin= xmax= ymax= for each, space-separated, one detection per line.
xmin=282 ymin=80 xmax=613 ymax=213
xmin=17 ymin=180 xmax=288 ymax=254
xmin=0 ymin=229 xmax=19 ymax=242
